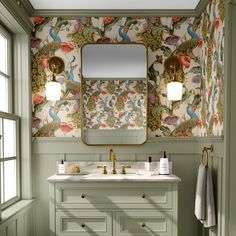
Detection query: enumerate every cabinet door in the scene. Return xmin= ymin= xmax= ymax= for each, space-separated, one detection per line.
xmin=114 ymin=211 xmax=173 ymax=236
xmin=56 ymin=210 xmax=112 ymax=236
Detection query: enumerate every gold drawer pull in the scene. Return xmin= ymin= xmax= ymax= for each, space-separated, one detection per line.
xmin=81 ymin=223 xmax=85 ymax=228
xmin=142 ymin=194 xmax=146 ymax=198
xmin=142 ymin=223 xmax=146 ymax=227
xmin=81 ymin=194 xmax=85 ymax=198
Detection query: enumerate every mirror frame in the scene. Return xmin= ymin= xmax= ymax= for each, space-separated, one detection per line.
xmin=80 ymin=42 xmax=148 ymax=146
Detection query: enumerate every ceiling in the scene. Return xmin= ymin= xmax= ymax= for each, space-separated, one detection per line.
xmin=29 ymin=0 xmax=200 ymax=10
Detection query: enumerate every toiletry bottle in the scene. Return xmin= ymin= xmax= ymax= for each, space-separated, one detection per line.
xmin=145 ymin=156 xmax=152 ymax=172
xmin=63 ymin=155 xmax=68 ymax=174
xmin=58 ymin=160 xmax=65 ymax=174
xmin=159 ymin=151 xmax=169 ymax=175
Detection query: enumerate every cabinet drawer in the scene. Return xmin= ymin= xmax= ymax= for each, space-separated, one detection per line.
xmin=56 ymin=210 xmax=112 ymax=236
xmin=114 ymin=211 xmax=172 ymax=236
xmin=55 ymin=183 xmax=173 ymax=209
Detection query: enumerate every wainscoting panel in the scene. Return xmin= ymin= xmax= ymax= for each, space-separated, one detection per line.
xmin=0 ymin=201 xmax=34 ymax=236
xmin=196 ymin=151 xmax=223 ymax=236
xmin=32 ymin=137 xmax=223 ymax=236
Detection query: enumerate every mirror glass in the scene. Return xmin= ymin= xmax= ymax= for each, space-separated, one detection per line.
xmin=82 ymin=44 xmax=147 ymax=79
xmin=81 ymin=43 xmax=147 ymax=145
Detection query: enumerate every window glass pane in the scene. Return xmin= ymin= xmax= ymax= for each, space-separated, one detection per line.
xmin=3 ymin=119 xmax=16 ymax=158
xmin=0 ymin=118 xmax=2 ymax=158
xmin=0 ymin=33 xmax=8 ymax=74
xmin=0 ymin=162 xmax=3 ymax=203
xmin=3 ymin=160 xmax=16 ymax=202
xmin=0 ymin=75 xmax=9 ymax=112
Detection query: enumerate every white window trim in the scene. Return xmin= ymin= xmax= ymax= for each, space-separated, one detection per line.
xmin=0 ymin=24 xmax=12 ymax=113
xmin=0 ymin=24 xmax=21 ymax=210
xmin=0 ymin=0 xmax=32 ymax=225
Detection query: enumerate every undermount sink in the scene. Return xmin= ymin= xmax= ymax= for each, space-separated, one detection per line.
xmin=84 ymin=170 xmax=159 ymax=178
xmin=83 ymin=173 xmax=139 ymax=179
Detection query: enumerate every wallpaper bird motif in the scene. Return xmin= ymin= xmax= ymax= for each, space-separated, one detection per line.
xmin=31 ymin=0 xmax=224 ymax=138
xmin=83 ymin=80 xmax=146 ymax=130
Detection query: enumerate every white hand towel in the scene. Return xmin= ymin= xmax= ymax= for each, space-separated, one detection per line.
xmin=195 ymin=164 xmax=207 ymax=220
xmin=200 ymin=167 xmax=216 ymax=228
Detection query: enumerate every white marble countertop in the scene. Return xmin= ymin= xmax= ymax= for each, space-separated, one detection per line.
xmin=48 ymin=161 xmax=181 ymax=182
xmin=48 ymin=173 xmax=181 ymax=183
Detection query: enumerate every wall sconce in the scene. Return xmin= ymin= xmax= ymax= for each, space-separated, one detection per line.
xmin=45 ymin=56 xmax=65 ymax=100
xmin=164 ymin=56 xmax=185 ymax=101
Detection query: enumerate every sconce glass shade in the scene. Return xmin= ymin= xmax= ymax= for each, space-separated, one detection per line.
xmin=45 ymin=81 xmax=61 ymax=100
xmin=167 ymin=81 xmax=183 ymax=101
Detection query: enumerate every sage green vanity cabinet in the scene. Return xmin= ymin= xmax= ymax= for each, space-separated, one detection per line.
xmin=114 ymin=211 xmax=173 ymax=236
xmin=48 ymin=176 xmax=180 ymax=236
xmin=55 ymin=210 xmax=112 ymax=236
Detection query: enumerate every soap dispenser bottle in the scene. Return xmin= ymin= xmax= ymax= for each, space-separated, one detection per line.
xmin=159 ymin=151 xmax=169 ymax=175
xmin=145 ymin=156 xmax=152 ymax=172
xmin=63 ymin=154 xmax=68 ymax=174
xmin=58 ymin=160 xmax=65 ymax=174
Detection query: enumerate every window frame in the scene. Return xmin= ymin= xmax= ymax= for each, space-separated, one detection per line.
xmin=0 ymin=24 xmax=12 ymax=113
xmin=0 ymin=23 xmax=20 ymax=210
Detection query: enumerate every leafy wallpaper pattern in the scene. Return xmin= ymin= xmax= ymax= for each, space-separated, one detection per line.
xmin=31 ymin=0 xmax=224 ymax=138
xmin=83 ymin=80 xmax=146 ymax=130
xmin=198 ymin=0 xmax=225 ymax=137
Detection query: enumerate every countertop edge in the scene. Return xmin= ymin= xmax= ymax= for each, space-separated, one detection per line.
xmin=47 ymin=174 xmax=181 ymax=183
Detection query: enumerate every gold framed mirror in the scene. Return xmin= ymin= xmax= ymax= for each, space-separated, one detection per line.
xmin=80 ymin=43 xmax=148 ymax=146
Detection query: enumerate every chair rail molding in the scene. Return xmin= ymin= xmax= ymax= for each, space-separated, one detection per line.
xmin=32 ymin=136 xmax=223 ymax=155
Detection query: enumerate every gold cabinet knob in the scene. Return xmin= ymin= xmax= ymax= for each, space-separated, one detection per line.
xmin=120 ymin=165 xmax=131 ymax=174
xmin=97 ymin=165 xmax=107 ymax=174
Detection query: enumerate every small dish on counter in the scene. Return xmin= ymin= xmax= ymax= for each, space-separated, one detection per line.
xmin=57 ymin=163 xmax=88 ymax=175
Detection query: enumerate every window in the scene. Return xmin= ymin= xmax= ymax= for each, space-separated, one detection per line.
xmin=0 ymin=24 xmax=20 ymax=209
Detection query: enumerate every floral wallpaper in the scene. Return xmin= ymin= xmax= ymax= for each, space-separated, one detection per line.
xmin=83 ymin=80 xmax=146 ymax=129
xmin=197 ymin=0 xmax=225 ymax=137
xmin=31 ymin=0 xmax=224 ymax=138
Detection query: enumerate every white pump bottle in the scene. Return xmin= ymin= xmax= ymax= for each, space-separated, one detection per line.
xmin=159 ymin=151 xmax=169 ymax=175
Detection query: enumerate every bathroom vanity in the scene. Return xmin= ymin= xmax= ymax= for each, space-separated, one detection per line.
xmin=48 ymin=173 xmax=180 ymax=236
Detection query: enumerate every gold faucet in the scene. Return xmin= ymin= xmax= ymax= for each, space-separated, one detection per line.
xmin=110 ymin=149 xmax=116 ymax=174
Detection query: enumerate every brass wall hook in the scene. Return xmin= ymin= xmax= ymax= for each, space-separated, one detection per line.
xmin=203 ymin=144 xmax=213 ymax=153
xmin=201 ymin=144 xmax=213 ymax=167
